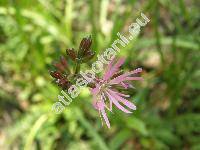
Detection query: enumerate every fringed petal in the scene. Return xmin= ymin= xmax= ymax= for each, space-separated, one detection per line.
xmin=93 ymin=100 xmax=111 ymax=128
xmin=108 ymin=89 xmax=136 ymax=110
xmin=106 ymin=91 xmax=132 ymax=113
xmin=103 ymin=58 xmax=125 ymax=81
xmin=100 ymin=108 xmax=110 ymax=128
xmin=103 ymin=59 xmax=115 ymax=80
xmin=121 ymin=82 xmax=129 ymax=89
xmin=109 ymin=68 xmax=143 ymax=84
xmin=109 ymin=89 xmax=130 ymax=98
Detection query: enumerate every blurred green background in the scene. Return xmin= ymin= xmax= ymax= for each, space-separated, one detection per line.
xmin=0 ymin=0 xmax=199 ymax=149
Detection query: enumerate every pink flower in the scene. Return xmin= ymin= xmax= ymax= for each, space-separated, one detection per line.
xmin=91 ymin=57 xmax=143 ymax=128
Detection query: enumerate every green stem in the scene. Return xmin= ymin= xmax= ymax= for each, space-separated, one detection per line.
xmin=74 ymin=46 xmax=81 ymax=75
xmin=74 ymin=61 xmax=81 ymax=74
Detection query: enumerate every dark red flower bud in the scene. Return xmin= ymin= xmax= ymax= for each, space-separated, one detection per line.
xmin=79 ymin=36 xmax=92 ymax=55
xmin=57 ymin=78 xmax=71 ymax=89
xmin=53 ymin=56 xmax=69 ymax=73
xmin=50 ymin=71 xmax=63 ymax=79
xmin=53 ymin=62 xmax=65 ymax=72
xmin=66 ymin=48 xmax=77 ymax=61
xmin=82 ymin=51 xmax=95 ymax=62
xmin=60 ymin=56 xmax=67 ymax=67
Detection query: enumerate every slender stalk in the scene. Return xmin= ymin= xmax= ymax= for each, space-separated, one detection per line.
xmin=74 ymin=47 xmax=81 ymax=74
xmin=74 ymin=61 xmax=81 ymax=74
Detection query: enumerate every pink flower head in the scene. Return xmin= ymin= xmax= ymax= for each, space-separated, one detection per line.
xmin=91 ymin=57 xmax=143 ymax=128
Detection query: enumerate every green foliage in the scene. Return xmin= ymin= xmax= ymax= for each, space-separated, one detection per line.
xmin=0 ymin=0 xmax=199 ymax=150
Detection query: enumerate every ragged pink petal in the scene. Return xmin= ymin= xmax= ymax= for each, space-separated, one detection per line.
xmin=100 ymin=108 xmax=110 ymax=128
xmin=103 ymin=58 xmax=125 ymax=81
xmin=109 ymin=68 xmax=143 ymax=84
xmin=111 ymin=58 xmax=125 ymax=73
xmin=101 ymin=93 xmax=112 ymax=111
xmin=121 ymin=82 xmax=129 ymax=89
xmin=95 ymin=101 xmax=111 ymax=128
xmin=110 ymin=76 xmax=143 ymax=84
xmin=108 ymin=89 xmax=136 ymax=110
xmin=108 ymin=89 xmax=130 ymax=98
xmin=106 ymin=91 xmax=132 ymax=113
xmin=103 ymin=59 xmax=114 ymax=80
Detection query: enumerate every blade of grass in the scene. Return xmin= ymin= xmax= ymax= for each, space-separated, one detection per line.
xmin=24 ymin=114 xmax=48 ymax=150
xmin=64 ymin=0 xmax=73 ymax=41
xmin=152 ymin=0 xmax=165 ymax=64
